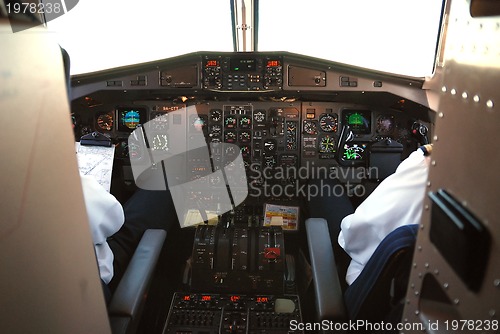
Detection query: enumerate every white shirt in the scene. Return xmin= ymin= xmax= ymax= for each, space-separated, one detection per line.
xmin=80 ymin=175 xmax=124 ymax=284
xmin=338 ymin=148 xmax=430 ymax=285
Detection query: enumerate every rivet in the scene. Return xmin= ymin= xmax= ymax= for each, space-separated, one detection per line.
xmin=438 ymin=112 xmax=444 ymax=118
xmin=415 ymin=291 xmax=419 ymax=296
xmin=424 ymin=204 xmax=429 ymax=210
xmin=425 ymin=263 xmax=430 ymax=269
xmin=418 ymin=273 xmax=423 ymax=278
xmin=454 ymin=298 xmax=459 ymax=305
xmin=441 ymin=86 xmax=447 ymax=92
xmin=494 ymin=279 xmax=500 ymax=287
xmin=443 ymin=283 xmax=449 ymax=289
xmin=427 ymin=181 xmax=432 ymax=187
xmin=451 ymin=88 xmax=457 ymax=95
xmin=431 ymin=160 xmax=437 ymax=166
xmin=462 ymin=92 xmax=468 ymax=99
xmin=415 ymin=310 xmax=420 ymax=315
xmin=489 ymin=309 xmax=496 ymax=317
xmin=434 ymin=269 xmax=439 ymax=275
xmin=411 ymin=283 xmax=415 ymax=289
xmin=433 ymin=135 xmax=438 ymax=141
xmin=413 ymin=263 xmax=417 ymax=268
xmin=473 ymin=95 xmax=480 ymax=103
xmin=486 ymin=100 xmax=494 ymax=108
xmin=418 ymin=245 xmax=423 ymax=251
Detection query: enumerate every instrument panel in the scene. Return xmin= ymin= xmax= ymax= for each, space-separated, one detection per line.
xmin=71 ymin=52 xmax=432 ymax=225
xmin=72 ymin=100 xmax=427 ymax=186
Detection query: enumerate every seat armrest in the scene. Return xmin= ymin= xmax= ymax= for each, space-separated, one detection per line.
xmin=108 ymin=229 xmax=166 ymax=332
xmin=306 ymin=218 xmax=347 ymax=322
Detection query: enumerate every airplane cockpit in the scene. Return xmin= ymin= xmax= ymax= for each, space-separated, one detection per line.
xmin=1 ymin=0 xmax=499 ymax=333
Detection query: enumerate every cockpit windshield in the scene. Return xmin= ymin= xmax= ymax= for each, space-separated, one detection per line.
xmin=45 ymin=0 xmax=444 ymax=77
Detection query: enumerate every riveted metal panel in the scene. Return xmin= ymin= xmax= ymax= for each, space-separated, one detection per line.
xmin=402 ymin=0 xmax=500 ymax=332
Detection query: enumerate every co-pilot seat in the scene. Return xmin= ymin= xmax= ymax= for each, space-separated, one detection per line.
xmin=306 ymin=218 xmax=418 ymax=331
xmin=0 ymin=19 xmax=165 ymax=334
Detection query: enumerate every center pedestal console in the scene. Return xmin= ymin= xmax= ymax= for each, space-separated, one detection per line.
xmin=162 ymin=225 xmax=303 ymax=334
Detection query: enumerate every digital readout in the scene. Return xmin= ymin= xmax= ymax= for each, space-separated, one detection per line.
xmin=231 ymin=59 xmax=256 ymax=71
xmin=267 ymin=60 xmax=280 ymax=67
xmin=205 ymin=60 xmax=219 ymax=67
xmin=256 ymin=296 xmax=269 ymax=303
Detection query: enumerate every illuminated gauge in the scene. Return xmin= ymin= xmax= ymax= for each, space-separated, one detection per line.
xmin=209 ymin=124 xmax=222 ymax=138
xmin=303 ymin=121 xmax=318 ymax=135
xmin=239 ymin=115 xmax=252 ymax=128
xmin=191 ymin=115 xmax=206 ymax=131
xmin=97 ymin=112 xmax=114 ymax=131
xmin=319 ymin=135 xmax=337 ymax=153
xmin=286 ymin=142 xmax=297 ymax=150
xmin=151 ymin=112 xmax=168 ymax=130
xmin=152 ymin=134 xmax=168 ymax=151
xmin=122 ymin=110 xmax=141 ymax=129
xmin=287 ymin=122 xmax=297 ymax=134
xmin=263 ymin=139 xmax=277 ymax=153
xmin=239 ymin=131 xmax=251 ymax=143
xmin=224 ymin=130 xmax=237 ymax=142
xmin=319 ymin=114 xmax=338 ymax=132
xmin=224 ymin=115 xmax=237 ymax=128
xmin=343 ymin=143 xmax=367 ymax=161
xmin=209 ymin=109 xmax=222 ymax=122
xmin=240 ymin=145 xmax=251 ymax=157
xmin=376 ymin=115 xmax=395 ymax=135
xmin=128 ymin=142 xmax=142 ymax=160
xmin=254 ymin=110 xmax=266 ymax=123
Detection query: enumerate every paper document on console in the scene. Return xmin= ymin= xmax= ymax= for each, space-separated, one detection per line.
xmin=264 ymin=204 xmax=299 ymax=231
xmin=75 ymin=142 xmax=115 ymax=192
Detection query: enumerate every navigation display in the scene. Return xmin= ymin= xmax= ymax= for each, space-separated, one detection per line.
xmin=342 ymin=110 xmax=371 ymax=134
xmin=342 ymin=142 xmax=368 ymax=161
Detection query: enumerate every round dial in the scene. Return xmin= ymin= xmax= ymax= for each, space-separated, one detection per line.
xmin=152 ymin=134 xmax=168 ymax=151
xmin=191 ymin=115 xmax=206 ymax=131
xmin=239 ymin=131 xmax=251 ymax=143
xmin=224 ymin=115 xmax=237 ymax=128
xmin=319 ymin=135 xmax=337 ymax=153
xmin=376 ymin=115 xmax=395 ymax=135
xmin=239 ymin=115 xmax=252 ymax=128
xmin=303 ymin=121 xmax=317 ymax=135
xmin=97 ymin=113 xmax=113 ymax=131
xmin=127 ymin=142 xmax=142 ymax=160
xmin=254 ymin=110 xmax=266 ymax=123
xmin=263 ymin=139 xmax=277 ymax=153
xmin=224 ymin=130 xmax=237 ymax=142
xmin=319 ymin=114 xmax=338 ymax=132
xmin=151 ymin=112 xmax=168 ymax=130
xmin=209 ymin=124 xmax=222 ymax=138
xmin=240 ymin=145 xmax=251 ymax=157
xmin=209 ymin=109 xmax=222 ymax=122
